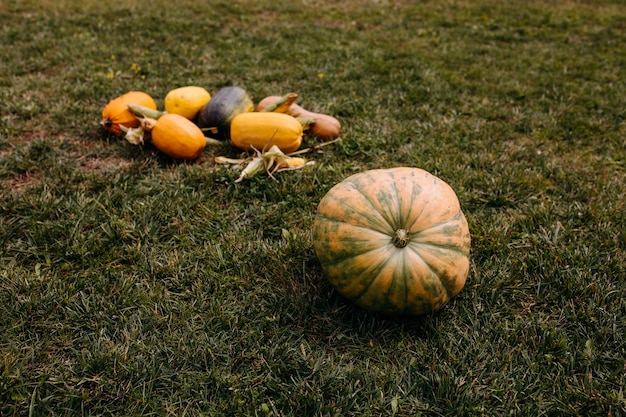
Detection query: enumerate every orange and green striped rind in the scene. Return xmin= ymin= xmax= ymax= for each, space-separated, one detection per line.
xmin=312 ymin=167 xmax=471 ymax=316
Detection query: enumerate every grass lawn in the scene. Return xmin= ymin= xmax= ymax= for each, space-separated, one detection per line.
xmin=1 ymin=0 xmax=625 ymax=415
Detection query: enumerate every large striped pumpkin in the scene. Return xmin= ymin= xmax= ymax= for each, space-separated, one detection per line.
xmin=312 ymin=167 xmax=471 ymax=315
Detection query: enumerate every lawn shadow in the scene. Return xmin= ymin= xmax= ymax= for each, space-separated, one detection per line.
xmin=300 ymin=287 xmax=451 ymax=352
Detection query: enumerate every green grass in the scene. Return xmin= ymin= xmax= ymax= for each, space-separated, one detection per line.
xmin=1 ymin=0 xmax=625 ymax=415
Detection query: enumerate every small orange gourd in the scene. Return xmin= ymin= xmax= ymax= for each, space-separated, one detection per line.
xmin=100 ymin=91 xmax=157 ymax=135
xmin=149 ymin=114 xmax=207 ymax=160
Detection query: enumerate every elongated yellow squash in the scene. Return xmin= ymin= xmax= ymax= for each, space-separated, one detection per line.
xmin=230 ymin=112 xmax=303 ymax=153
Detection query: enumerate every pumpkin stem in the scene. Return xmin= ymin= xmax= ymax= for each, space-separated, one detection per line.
xmin=392 ymin=229 xmax=411 ymax=248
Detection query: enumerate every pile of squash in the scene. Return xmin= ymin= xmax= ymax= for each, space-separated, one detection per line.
xmin=100 ymin=86 xmax=341 ymax=162
xmin=100 ymin=86 xmax=473 ymax=318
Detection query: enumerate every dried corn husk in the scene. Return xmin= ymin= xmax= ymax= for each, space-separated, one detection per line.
xmin=216 ymin=145 xmax=314 ymax=182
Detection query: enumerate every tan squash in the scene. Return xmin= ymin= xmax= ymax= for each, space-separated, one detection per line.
xmin=100 ymin=91 xmax=157 ymax=135
xmin=257 ymin=95 xmax=341 ymax=141
xmin=230 ymin=112 xmax=303 ymax=153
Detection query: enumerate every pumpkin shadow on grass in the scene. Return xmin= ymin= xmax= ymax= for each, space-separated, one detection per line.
xmin=298 ymin=259 xmax=459 ymax=348
xmin=311 ymin=291 xmax=451 ymax=348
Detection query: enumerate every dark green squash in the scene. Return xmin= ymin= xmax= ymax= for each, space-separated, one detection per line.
xmin=197 ymin=86 xmax=254 ymax=140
